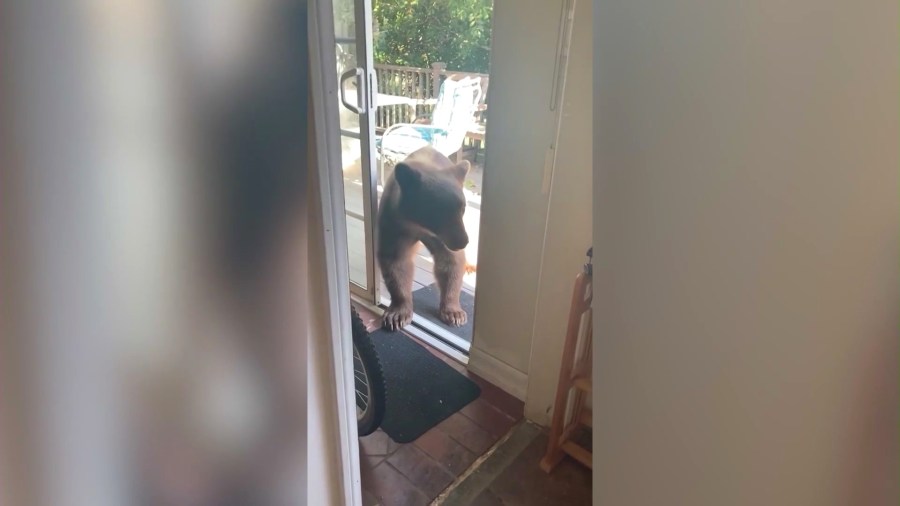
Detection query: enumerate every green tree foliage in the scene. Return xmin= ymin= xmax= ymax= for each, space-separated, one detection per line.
xmin=373 ymin=0 xmax=493 ymax=73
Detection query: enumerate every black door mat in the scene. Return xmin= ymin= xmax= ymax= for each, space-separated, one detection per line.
xmin=412 ymin=283 xmax=476 ymax=343
xmin=370 ymin=328 xmax=481 ymax=443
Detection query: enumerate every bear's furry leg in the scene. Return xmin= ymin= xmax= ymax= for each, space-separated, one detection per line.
xmin=424 ymin=238 xmax=467 ymax=327
xmin=378 ymin=240 xmax=417 ymax=331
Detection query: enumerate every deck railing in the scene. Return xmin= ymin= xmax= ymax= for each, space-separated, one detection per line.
xmin=374 ymin=62 xmax=489 ymax=134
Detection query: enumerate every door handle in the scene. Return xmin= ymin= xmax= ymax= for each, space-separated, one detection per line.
xmin=339 ymin=67 xmax=364 ymax=114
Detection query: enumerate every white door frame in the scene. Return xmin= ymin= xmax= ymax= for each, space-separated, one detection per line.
xmin=309 ymin=0 xmax=364 ymax=504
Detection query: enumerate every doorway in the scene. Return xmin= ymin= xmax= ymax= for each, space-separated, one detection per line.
xmin=311 ymin=0 xmax=591 ymax=501
xmin=332 ymin=0 xmax=489 ymax=355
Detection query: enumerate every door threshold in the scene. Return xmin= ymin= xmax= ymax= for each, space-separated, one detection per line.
xmin=410 ymin=313 xmax=472 ymax=354
xmin=350 ymin=296 xmax=470 ymax=366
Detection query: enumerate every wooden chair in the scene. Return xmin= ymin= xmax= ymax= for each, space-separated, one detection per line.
xmin=541 ymin=248 xmax=593 ymax=473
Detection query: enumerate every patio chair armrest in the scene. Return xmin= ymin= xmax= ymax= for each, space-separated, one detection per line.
xmin=378 ymin=123 xmax=460 ymax=159
xmin=381 ymin=122 xmax=448 ymax=139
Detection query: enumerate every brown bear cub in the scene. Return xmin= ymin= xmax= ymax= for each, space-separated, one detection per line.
xmin=378 ymin=146 xmax=471 ymax=331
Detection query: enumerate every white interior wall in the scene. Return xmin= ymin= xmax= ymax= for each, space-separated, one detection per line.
xmin=593 ymin=1 xmax=898 ymax=504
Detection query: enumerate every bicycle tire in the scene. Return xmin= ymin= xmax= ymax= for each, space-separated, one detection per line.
xmin=351 ymin=307 xmax=386 ymax=436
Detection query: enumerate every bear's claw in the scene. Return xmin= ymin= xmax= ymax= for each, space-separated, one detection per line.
xmin=383 ymin=304 xmax=413 ymax=331
xmin=439 ymin=306 xmax=468 ymax=327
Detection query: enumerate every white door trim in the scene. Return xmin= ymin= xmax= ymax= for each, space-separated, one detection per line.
xmin=309 ymin=1 xmax=363 ymax=504
xmin=467 ymin=348 xmax=529 ymax=401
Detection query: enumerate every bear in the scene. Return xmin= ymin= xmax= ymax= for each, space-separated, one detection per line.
xmin=377 ymin=146 xmax=472 ymax=331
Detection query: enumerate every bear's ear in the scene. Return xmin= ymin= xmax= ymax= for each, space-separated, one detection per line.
xmin=394 ymin=163 xmax=422 ymax=190
xmin=448 ymin=160 xmax=470 ymax=184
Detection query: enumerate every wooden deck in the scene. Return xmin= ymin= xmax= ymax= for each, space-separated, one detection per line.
xmin=343 ymin=176 xmax=478 ymax=300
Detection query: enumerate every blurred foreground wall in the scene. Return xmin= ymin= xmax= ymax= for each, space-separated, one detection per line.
xmin=2 ymin=1 xmax=316 ymax=504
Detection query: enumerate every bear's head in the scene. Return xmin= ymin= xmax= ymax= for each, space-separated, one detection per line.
xmin=394 ymin=159 xmax=470 ymax=251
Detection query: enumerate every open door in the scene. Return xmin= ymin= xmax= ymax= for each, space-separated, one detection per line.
xmin=321 ymin=0 xmax=477 ymax=364
xmin=333 ymin=0 xmax=381 ymax=305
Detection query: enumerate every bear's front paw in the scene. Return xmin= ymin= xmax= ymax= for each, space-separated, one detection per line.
xmin=383 ymin=303 xmax=413 ymax=331
xmin=439 ymin=306 xmax=468 ymax=327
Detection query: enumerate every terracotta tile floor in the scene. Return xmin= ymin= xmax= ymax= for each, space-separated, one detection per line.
xmin=353 ymin=304 xmax=524 ymax=506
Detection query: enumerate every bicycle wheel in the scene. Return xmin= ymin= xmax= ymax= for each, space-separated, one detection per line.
xmin=351 ymin=307 xmax=386 ymax=436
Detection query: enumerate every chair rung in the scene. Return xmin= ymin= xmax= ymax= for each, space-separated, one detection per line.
xmin=561 ymin=441 xmax=592 ymax=469
xmin=580 ymin=408 xmax=592 ymax=427
xmin=572 ymin=376 xmax=591 ymax=393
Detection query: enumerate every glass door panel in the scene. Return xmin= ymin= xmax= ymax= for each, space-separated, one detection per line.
xmin=333 ymin=0 xmax=378 ymax=301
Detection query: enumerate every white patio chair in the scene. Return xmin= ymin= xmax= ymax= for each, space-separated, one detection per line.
xmin=376 ymin=76 xmax=482 ymax=184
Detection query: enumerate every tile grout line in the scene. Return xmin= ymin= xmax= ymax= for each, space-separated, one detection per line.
xmin=435 ymin=418 xmax=488 ymax=456
xmin=460 ymin=399 xmax=518 ymax=424
xmin=456 ymin=409 xmax=517 ymax=441
xmin=375 ymin=460 xmax=432 ymax=504
xmin=430 ymin=420 xmax=542 ymax=506
xmin=386 ymin=444 xmax=456 ymax=498
xmin=411 ymin=441 xmax=473 ymax=479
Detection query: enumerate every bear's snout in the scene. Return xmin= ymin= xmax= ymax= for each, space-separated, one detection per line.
xmin=444 ymin=233 xmax=469 ymax=251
